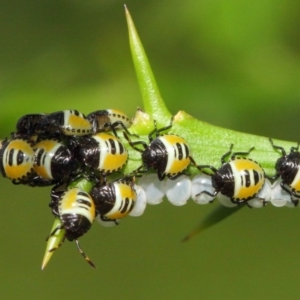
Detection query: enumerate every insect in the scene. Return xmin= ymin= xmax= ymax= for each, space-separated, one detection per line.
xmin=269 ymin=138 xmax=300 ymax=205
xmin=124 ymin=118 xmax=196 ymax=181
xmin=32 ymin=139 xmax=79 ymax=186
xmin=196 ymin=144 xmax=265 ymax=204
xmin=90 ymin=177 xmax=136 ymax=223
xmin=37 ymin=109 xmax=93 ymax=137
xmin=0 ymin=138 xmax=35 ymax=184
xmin=87 ymin=109 xmax=131 ymax=134
xmin=78 ymin=132 xmax=128 ymax=178
xmin=14 ymin=113 xmax=47 ymax=138
xmin=48 ymin=187 xmax=96 ymax=267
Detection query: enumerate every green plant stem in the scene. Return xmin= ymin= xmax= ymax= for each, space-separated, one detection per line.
xmin=123 ymin=7 xmax=296 ymax=177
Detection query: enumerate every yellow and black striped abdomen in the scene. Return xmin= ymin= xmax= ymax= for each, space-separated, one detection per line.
xmin=59 ymin=188 xmax=96 ymax=224
xmin=0 ymin=139 xmax=35 ymax=182
xmin=105 ymin=182 xmax=136 ymax=219
xmin=90 ymin=180 xmax=136 ymax=221
xmin=34 ymin=140 xmax=61 ymax=179
xmin=62 ymin=110 xmax=93 ymax=136
xmin=89 ymin=133 xmax=128 ymax=174
xmin=159 ymin=135 xmax=191 ymax=176
xmin=229 ymin=158 xmax=265 ymax=201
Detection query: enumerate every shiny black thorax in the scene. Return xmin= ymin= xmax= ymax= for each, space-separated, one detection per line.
xmin=15 ymin=113 xmax=46 ymax=137
xmin=211 ymin=163 xmax=235 ymax=198
xmin=142 ymin=139 xmax=167 ymax=174
xmin=276 ymin=152 xmax=300 ymax=186
xmin=36 ymin=111 xmax=67 ymax=137
xmin=90 ymin=183 xmax=116 ymax=215
xmin=62 ymin=214 xmax=92 ymax=241
xmin=78 ymin=137 xmax=100 ymax=170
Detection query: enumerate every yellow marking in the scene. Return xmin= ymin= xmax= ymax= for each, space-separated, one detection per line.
xmin=119 ymin=183 xmax=136 ymax=200
xmin=34 ymin=165 xmax=51 ymax=179
xmin=168 ymin=158 xmax=190 ymax=175
xmin=106 ymin=183 xmax=135 ymax=219
xmin=292 ymin=177 xmax=300 ymax=192
xmin=34 ymin=140 xmax=58 ymax=152
xmin=234 ymin=159 xmax=262 ymax=172
xmin=236 ymin=181 xmax=264 ymax=200
xmin=162 ymin=135 xmax=186 ymax=146
xmin=90 ymin=201 xmax=96 ymax=218
xmin=61 ymin=189 xmax=78 ymax=210
xmin=108 ymin=211 xmax=129 ymax=219
xmin=5 ymin=163 xmax=32 ymax=179
xmin=95 ymin=132 xmax=115 ymax=140
xmin=8 ymin=140 xmax=33 ymax=155
xmin=102 ymin=153 xmax=127 ymax=172
xmin=68 ymin=114 xmax=91 ymax=130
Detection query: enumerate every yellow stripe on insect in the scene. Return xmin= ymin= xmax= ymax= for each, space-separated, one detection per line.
xmin=34 ymin=140 xmax=58 ymax=152
xmin=167 ymin=158 xmax=190 ymax=175
xmin=68 ymin=114 xmax=91 ymax=129
xmin=233 ymin=159 xmax=262 ymax=172
xmin=161 ymin=135 xmax=187 ymax=145
xmin=101 ymin=153 xmax=127 ymax=172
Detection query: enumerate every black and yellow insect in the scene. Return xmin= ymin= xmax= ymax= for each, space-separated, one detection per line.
xmin=87 ymin=109 xmax=131 ymax=134
xmin=78 ymin=132 xmax=128 ymax=177
xmin=269 ymin=138 xmax=300 ymax=204
xmin=124 ymin=118 xmax=195 ymax=181
xmin=32 ymin=139 xmax=79 ymax=186
xmin=48 ymin=187 xmax=96 ymax=267
xmin=38 ymin=110 xmax=93 ymax=137
xmin=0 ymin=138 xmax=35 ymax=184
xmin=197 ymin=144 xmax=265 ymax=204
xmin=90 ymin=177 xmax=136 ymax=223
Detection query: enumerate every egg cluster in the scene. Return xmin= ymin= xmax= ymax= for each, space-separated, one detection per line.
xmin=0 ymin=109 xmax=299 ymax=267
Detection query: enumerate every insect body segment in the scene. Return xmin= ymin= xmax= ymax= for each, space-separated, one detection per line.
xmin=87 ymin=109 xmax=131 ymax=134
xmin=79 ymin=133 xmax=128 ymax=176
xmin=197 ymin=145 xmax=265 ymax=204
xmin=57 ymin=188 xmax=96 ymax=230
xmin=49 ymin=187 xmax=96 ymax=267
xmin=124 ymin=118 xmax=196 ymax=181
xmin=223 ymin=159 xmax=264 ymax=201
xmin=33 ymin=139 xmax=79 ymax=186
xmin=142 ymin=135 xmax=191 ymax=180
xmin=269 ymin=138 xmax=300 ymax=204
xmin=0 ymin=138 xmax=35 ymax=184
xmin=38 ymin=110 xmax=93 ymax=137
xmin=90 ymin=178 xmax=136 ymax=222
xmin=15 ymin=113 xmax=46 ymax=137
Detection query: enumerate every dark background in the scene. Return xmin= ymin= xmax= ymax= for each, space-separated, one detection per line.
xmin=1 ymin=1 xmax=300 ymax=299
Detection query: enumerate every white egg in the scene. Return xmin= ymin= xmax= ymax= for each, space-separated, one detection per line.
xmin=129 ymin=185 xmax=147 ymax=216
xmin=191 ymin=174 xmax=215 ymax=204
xmin=164 ymin=175 xmax=191 ymax=206
xmin=138 ymin=174 xmax=165 ymax=204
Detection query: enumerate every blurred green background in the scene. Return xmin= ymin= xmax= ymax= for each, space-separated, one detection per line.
xmin=1 ymin=1 xmax=300 ymax=299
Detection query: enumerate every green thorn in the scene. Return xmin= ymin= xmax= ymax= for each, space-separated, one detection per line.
xmin=125 ymin=5 xmax=171 ymax=124
xmin=41 ymin=218 xmax=65 ymax=270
